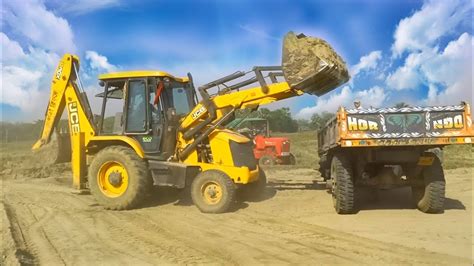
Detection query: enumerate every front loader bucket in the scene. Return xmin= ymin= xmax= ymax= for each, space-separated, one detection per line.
xmin=282 ymin=32 xmax=350 ymax=96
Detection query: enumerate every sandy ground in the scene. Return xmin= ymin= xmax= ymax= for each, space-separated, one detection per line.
xmin=1 ymin=164 xmax=472 ymax=265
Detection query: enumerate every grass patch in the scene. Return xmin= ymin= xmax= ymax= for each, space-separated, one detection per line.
xmin=443 ymin=144 xmax=473 ymax=169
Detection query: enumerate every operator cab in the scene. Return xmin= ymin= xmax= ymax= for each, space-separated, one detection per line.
xmin=96 ymin=71 xmax=197 ymax=159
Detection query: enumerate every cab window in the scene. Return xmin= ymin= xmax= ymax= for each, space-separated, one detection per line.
xmin=126 ymin=80 xmax=147 ymax=132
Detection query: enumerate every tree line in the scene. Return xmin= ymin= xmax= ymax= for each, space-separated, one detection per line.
xmin=0 ymin=108 xmax=336 ymax=142
xmin=235 ymin=107 xmax=335 ymax=133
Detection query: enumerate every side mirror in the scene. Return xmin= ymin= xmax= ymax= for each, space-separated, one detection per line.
xmin=99 ymin=80 xmax=105 ymax=87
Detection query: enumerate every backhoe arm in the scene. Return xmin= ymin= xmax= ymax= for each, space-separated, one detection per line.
xmin=32 ymin=54 xmax=78 ymax=150
xmin=32 ymin=54 xmax=96 ymax=189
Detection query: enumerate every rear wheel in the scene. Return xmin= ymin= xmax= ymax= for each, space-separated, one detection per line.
xmin=330 ymin=153 xmax=355 ymax=214
xmin=411 ymin=157 xmax=445 ymax=213
xmin=191 ymin=170 xmax=236 ymax=213
xmin=259 ymin=155 xmax=275 ymax=166
xmin=88 ymin=146 xmax=152 ymax=210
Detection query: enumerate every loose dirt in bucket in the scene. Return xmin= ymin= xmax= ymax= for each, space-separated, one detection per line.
xmin=282 ymin=32 xmax=349 ymax=91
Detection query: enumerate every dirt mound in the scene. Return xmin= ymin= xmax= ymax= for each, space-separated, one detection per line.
xmin=0 ymin=152 xmax=70 ymax=180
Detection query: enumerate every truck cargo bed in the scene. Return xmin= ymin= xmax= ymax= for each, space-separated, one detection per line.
xmin=318 ymin=103 xmax=473 ymax=154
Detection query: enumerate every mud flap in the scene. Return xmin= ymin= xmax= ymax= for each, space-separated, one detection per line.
xmin=282 ymin=32 xmax=350 ymax=96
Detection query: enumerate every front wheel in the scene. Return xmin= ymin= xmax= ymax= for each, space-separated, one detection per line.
xmin=88 ymin=146 xmax=152 ymax=210
xmin=191 ymin=170 xmax=236 ymax=213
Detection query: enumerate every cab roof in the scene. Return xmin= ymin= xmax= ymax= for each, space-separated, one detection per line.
xmin=98 ymin=70 xmax=189 ymax=82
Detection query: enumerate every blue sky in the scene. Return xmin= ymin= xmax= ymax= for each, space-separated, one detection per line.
xmin=1 ymin=0 xmax=472 ymax=121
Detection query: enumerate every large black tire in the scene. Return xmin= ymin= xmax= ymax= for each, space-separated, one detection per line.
xmin=259 ymin=155 xmax=275 ymax=166
xmin=330 ymin=154 xmax=355 ymax=214
xmin=238 ymin=169 xmax=267 ymax=201
xmin=88 ymin=146 xmax=152 ymax=210
xmin=411 ymin=157 xmax=445 ymax=213
xmin=191 ymin=170 xmax=236 ymax=213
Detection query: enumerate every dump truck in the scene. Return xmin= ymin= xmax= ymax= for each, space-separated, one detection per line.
xmin=227 ymin=118 xmax=295 ymax=165
xmin=318 ymin=103 xmax=474 ymax=214
xmin=32 ymin=32 xmax=349 ymax=213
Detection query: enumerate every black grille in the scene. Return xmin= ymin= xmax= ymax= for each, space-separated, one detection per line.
xmin=229 ymin=140 xmax=257 ymax=170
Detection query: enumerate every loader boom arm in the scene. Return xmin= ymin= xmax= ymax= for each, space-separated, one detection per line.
xmin=176 ymin=67 xmax=305 ymax=160
xmin=177 ymin=31 xmax=350 ymax=152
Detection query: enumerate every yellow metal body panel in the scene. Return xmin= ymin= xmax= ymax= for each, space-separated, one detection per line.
xmin=180 ymin=81 xmax=301 ymax=132
xmin=99 ymin=70 xmax=189 ymax=82
xmin=88 ymin=136 xmax=145 ymax=158
xmin=196 ymin=162 xmax=260 ymax=184
xmin=181 ymin=128 xmax=258 ymax=184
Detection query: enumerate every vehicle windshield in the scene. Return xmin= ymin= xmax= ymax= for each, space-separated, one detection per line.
xmin=163 ymin=81 xmax=196 ymax=116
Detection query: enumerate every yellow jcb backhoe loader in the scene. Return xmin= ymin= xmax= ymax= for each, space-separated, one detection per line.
xmin=32 ymin=32 xmax=349 ymax=213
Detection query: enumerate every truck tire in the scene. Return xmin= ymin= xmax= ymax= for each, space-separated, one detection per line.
xmin=330 ymin=154 xmax=355 ymax=214
xmin=88 ymin=146 xmax=152 ymax=210
xmin=411 ymin=157 xmax=445 ymax=213
xmin=259 ymin=155 xmax=275 ymax=166
xmin=191 ymin=170 xmax=236 ymax=213
xmin=238 ymin=169 xmax=267 ymax=201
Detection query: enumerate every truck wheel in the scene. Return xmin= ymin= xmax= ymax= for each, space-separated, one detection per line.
xmin=88 ymin=146 xmax=152 ymax=210
xmin=239 ymin=169 xmax=267 ymax=201
xmin=259 ymin=155 xmax=275 ymax=166
xmin=411 ymin=157 xmax=445 ymax=213
xmin=330 ymin=154 xmax=355 ymax=214
xmin=191 ymin=170 xmax=236 ymax=213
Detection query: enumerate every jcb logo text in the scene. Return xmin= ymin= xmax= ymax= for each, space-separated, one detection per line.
xmin=68 ymin=102 xmax=81 ymax=133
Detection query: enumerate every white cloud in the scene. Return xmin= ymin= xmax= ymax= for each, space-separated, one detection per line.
xmin=386 ymin=0 xmax=472 ymax=109
xmin=385 ymin=51 xmax=429 ymax=90
xmin=0 ymin=33 xmax=26 ymax=62
xmin=1 ymin=0 xmax=76 ymax=120
xmin=386 ymin=31 xmax=472 ymax=102
xmin=391 ymin=0 xmax=471 ymax=57
xmin=350 ymin=50 xmax=382 ymax=78
xmin=422 ymin=33 xmax=473 ymax=106
xmin=296 ymin=86 xmax=387 ymax=119
xmin=2 ymin=0 xmax=76 ymax=54
xmin=85 ymin=51 xmax=119 ymax=73
xmin=1 ymin=65 xmax=43 ymax=112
